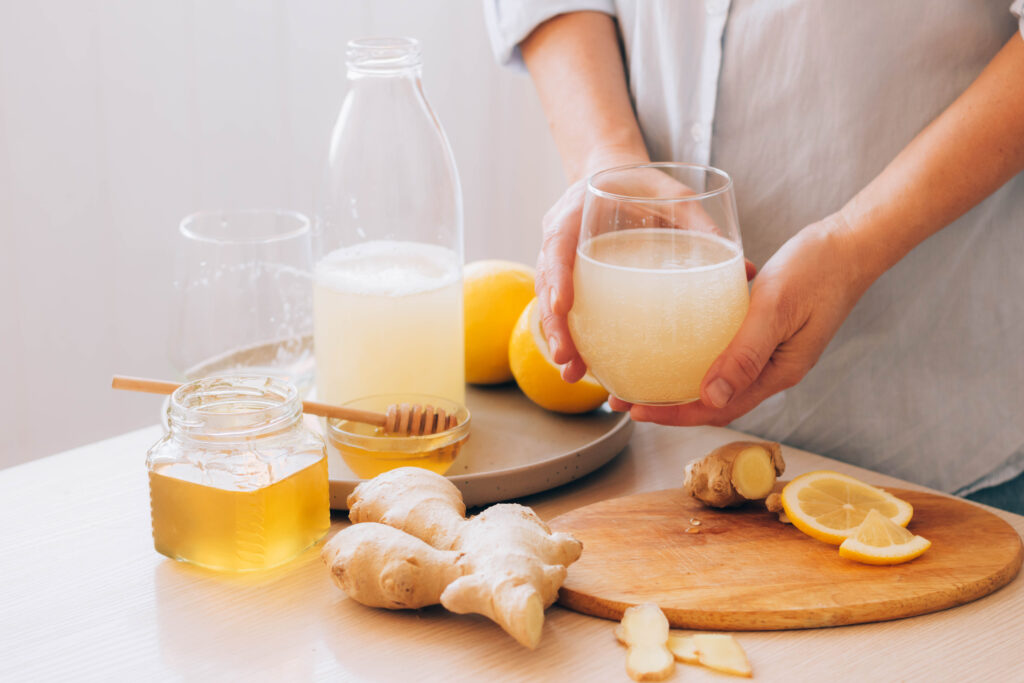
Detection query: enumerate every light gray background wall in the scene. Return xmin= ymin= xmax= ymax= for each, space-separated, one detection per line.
xmin=0 ymin=0 xmax=564 ymax=468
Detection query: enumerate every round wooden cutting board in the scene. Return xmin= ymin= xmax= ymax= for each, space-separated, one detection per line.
xmin=549 ymin=487 xmax=1023 ymax=630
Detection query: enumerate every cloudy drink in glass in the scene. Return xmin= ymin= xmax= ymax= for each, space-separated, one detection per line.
xmin=571 ymin=228 xmax=747 ymax=404
xmin=568 ymin=163 xmax=748 ymax=405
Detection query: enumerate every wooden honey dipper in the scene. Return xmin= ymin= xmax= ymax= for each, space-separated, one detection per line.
xmin=111 ymin=375 xmax=460 ymax=435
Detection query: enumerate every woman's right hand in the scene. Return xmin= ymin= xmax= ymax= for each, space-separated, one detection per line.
xmin=520 ymin=11 xmax=655 ymax=383
xmin=536 ymin=147 xmax=655 ymax=383
xmin=535 ymin=176 xmax=592 ymax=383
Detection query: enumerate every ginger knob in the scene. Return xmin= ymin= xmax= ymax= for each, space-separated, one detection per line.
xmin=684 ymin=441 xmax=785 ymax=508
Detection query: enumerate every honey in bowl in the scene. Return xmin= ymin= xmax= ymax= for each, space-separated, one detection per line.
xmin=327 ymin=393 xmax=470 ymax=478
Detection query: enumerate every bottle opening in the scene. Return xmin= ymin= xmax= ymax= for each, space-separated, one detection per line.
xmin=346 ymin=37 xmax=422 ymax=73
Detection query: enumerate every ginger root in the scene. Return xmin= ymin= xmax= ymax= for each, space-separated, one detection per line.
xmin=321 ymin=467 xmax=582 ymax=649
xmin=321 ymin=523 xmax=461 ymax=609
xmin=684 ymin=441 xmax=785 ymax=508
xmin=615 ymin=603 xmax=675 ymax=681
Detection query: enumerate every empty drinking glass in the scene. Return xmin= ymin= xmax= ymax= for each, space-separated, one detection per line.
xmin=170 ymin=209 xmax=315 ymax=394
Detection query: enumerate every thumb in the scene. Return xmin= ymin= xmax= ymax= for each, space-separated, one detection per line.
xmin=699 ymin=303 xmax=780 ymax=409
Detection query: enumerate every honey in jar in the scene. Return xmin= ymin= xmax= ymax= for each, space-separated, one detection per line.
xmin=146 ymin=376 xmax=330 ymax=571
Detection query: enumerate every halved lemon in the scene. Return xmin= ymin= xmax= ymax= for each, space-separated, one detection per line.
xmin=838 ymin=509 xmax=931 ymax=565
xmin=508 ymin=298 xmax=609 ymax=413
xmin=780 ymin=471 xmax=914 ymax=545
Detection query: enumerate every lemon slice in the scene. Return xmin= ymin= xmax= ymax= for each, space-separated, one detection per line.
xmin=508 ymin=298 xmax=609 ymax=413
xmin=839 ymin=509 xmax=931 ymax=565
xmin=463 ymin=260 xmax=537 ymax=384
xmin=780 ymin=471 xmax=914 ymax=545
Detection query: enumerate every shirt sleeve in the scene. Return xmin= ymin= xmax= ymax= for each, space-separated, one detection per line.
xmin=1012 ymin=0 xmax=1024 ymax=38
xmin=483 ymin=0 xmax=615 ymax=69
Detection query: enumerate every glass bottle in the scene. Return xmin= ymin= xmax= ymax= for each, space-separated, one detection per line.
xmin=313 ymin=37 xmax=465 ymax=409
xmin=146 ymin=375 xmax=330 ymax=572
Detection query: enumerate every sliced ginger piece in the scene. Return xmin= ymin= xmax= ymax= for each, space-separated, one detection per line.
xmin=691 ymin=634 xmax=753 ymax=677
xmin=667 ymin=633 xmax=699 ymax=663
xmin=669 ymin=632 xmax=752 ymax=677
xmin=616 ymin=603 xmax=675 ymax=681
xmin=684 ymin=441 xmax=785 ymax=508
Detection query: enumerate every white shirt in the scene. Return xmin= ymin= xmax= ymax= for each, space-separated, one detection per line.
xmin=486 ymin=0 xmax=1024 ymax=494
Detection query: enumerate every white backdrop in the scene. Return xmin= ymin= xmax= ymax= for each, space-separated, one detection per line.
xmin=0 ymin=0 xmax=565 ymax=468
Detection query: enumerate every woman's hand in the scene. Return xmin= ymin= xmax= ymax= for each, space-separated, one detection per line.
xmin=535 ymin=149 xmax=651 ymax=384
xmin=535 ymin=176 xmax=590 ymax=383
xmin=610 ymin=214 xmax=872 ymax=426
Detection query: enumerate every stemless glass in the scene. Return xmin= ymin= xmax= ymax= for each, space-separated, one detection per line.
xmin=568 ymin=163 xmax=749 ymax=406
xmin=170 ymin=210 xmax=316 ymax=394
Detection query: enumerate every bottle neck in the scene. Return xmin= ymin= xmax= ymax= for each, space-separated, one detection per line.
xmin=168 ymin=376 xmax=302 ymax=442
xmin=346 ymin=36 xmax=422 ymax=79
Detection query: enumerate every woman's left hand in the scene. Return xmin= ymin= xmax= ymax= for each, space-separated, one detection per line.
xmin=610 ymin=214 xmax=872 ymax=426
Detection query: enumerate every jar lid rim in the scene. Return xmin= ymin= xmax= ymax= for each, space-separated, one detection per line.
xmin=168 ymin=375 xmax=301 ymax=439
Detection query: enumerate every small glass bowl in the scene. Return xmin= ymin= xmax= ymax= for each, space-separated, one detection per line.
xmin=326 ymin=393 xmax=471 ymax=478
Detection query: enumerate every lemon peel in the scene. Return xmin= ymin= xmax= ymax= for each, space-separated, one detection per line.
xmin=464 ymin=260 xmax=536 ymax=384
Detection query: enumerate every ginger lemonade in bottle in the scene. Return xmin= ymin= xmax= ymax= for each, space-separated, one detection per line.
xmin=315 ymin=38 xmax=464 ymax=405
xmin=314 ymin=240 xmax=464 ymax=405
xmin=570 ymin=228 xmax=748 ymax=405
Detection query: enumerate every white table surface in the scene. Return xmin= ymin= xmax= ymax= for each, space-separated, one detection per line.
xmin=1 ymin=422 xmax=1022 ymax=682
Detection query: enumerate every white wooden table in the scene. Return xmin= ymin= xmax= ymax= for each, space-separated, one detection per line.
xmin=1 ymin=423 xmax=1021 ymax=682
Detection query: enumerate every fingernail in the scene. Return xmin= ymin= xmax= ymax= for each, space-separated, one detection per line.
xmin=706 ymin=378 xmax=734 ymax=408
xmin=548 ymin=335 xmax=559 ymax=358
xmin=549 ymin=286 xmax=560 ymax=313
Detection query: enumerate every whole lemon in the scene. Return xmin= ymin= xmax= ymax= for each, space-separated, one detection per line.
xmin=508 ymin=298 xmax=609 ymax=413
xmin=464 ymin=260 xmax=537 ymax=384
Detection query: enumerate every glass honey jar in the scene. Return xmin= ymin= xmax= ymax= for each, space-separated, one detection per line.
xmin=146 ymin=375 xmax=330 ymax=571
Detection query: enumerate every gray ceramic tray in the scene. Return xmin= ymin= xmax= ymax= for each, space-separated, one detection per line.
xmin=328 ymin=383 xmax=632 ymax=509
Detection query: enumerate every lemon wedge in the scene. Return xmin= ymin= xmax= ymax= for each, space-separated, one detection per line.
xmin=780 ymin=471 xmax=914 ymax=545
xmin=464 ymin=260 xmax=537 ymax=385
xmin=838 ymin=509 xmax=931 ymax=565
xmin=508 ymin=298 xmax=609 ymax=413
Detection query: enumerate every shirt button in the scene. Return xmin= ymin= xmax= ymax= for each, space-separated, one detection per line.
xmin=705 ymin=0 xmax=729 ymax=15
xmin=690 ymin=122 xmax=711 ymax=143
